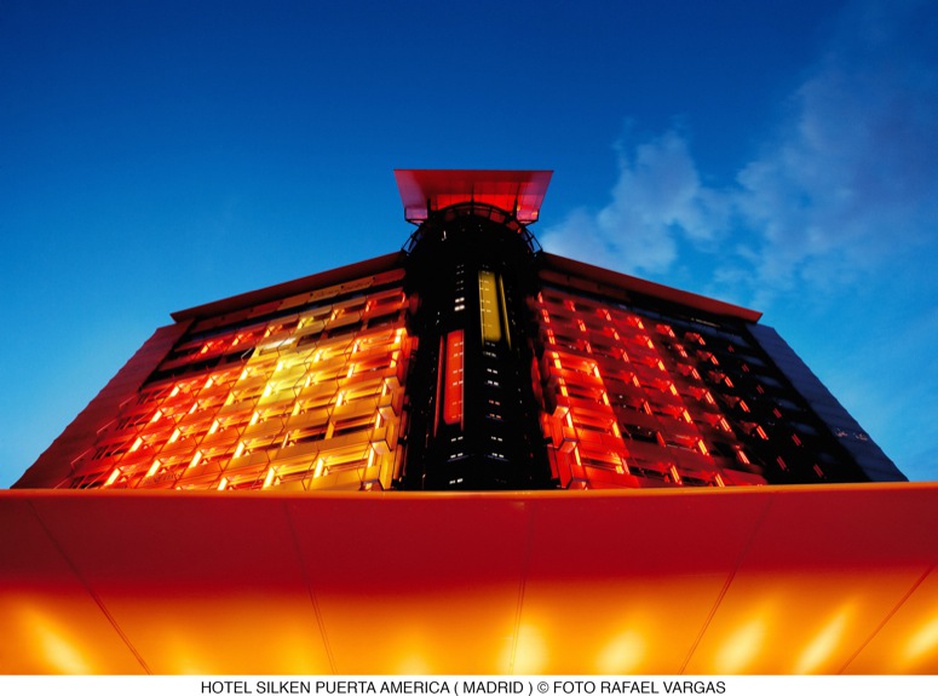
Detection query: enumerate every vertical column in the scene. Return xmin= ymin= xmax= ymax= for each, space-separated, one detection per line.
xmin=401 ymin=205 xmax=550 ymax=489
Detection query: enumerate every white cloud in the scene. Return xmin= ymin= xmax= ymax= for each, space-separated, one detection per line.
xmin=732 ymin=0 xmax=938 ymax=300
xmin=540 ymin=130 xmax=725 ymax=275
xmin=541 ymin=0 xmax=938 ymax=306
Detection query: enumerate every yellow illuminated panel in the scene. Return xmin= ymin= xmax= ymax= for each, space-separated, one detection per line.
xmin=60 ymin=275 xmax=412 ymax=492
xmin=479 ymin=270 xmax=502 ymax=344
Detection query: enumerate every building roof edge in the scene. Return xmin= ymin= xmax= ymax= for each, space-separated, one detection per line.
xmin=170 ymin=251 xmax=406 ymax=322
xmin=538 ymin=252 xmax=763 ymax=323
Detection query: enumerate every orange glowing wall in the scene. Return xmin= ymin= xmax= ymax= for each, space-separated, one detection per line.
xmin=533 ymin=282 xmax=803 ymax=489
xmin=60 ymin=269 xmax=412 ymax=492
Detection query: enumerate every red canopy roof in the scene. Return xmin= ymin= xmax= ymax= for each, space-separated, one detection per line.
xmin=394 ymin=169 xmax=552 ymax=224
xmin=3 ymin=483 xmax=937 ymax=674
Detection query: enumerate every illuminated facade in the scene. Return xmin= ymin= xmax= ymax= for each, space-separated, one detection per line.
xmin=15 ymin=170 xmax=903 ymax=492
xmin=5 ymin=170 xmax=935 ymax=677
xmin=37 ymin=263 xmax=412 ymax=493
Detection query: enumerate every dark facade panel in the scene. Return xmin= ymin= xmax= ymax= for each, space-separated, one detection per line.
xmin=748 ymin=324 xmax=906 ymax=482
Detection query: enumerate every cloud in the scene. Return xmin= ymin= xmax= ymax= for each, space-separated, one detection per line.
xmin=541 ymin=0 xmax=938 ymax=305
xmin=540 ymin=129 xmax=724 ymax=275
xmin=732 ymin=0 xmax=938 ymax=298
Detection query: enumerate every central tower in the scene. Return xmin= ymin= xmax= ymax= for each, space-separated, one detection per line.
xmin=395 ymin=170 xmax=553 ymax=489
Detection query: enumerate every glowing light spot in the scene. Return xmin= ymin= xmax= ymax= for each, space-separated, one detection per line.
xmin=905 ymin=614 xmax=938 ymax=665
xmin=597 ymin=631 xmax=646 ymax=673
xmin=18 ymin=605 xmax=93 ymax=674
xmin=715 ymin=618 xmax=766 ymax=673
xmin=794 ymin=605 xmax=851 ymax=673
xmin=40 ymin=627 xmax=91 ymax=673
xmin=507 ymin=623 xmax=548 ymax=674
xmin=395 ymin=653 xmax=431 ymax=675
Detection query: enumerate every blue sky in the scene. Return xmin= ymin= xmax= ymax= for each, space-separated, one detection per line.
xmin=1 ymin=0 xmax=935 ymax=487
